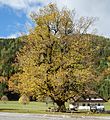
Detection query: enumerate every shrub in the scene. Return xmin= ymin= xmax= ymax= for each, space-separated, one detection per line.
xmin=1 ymin=95 xmax=8 ymax=103
xmin=18 ymin=94 xmax=30 ymax=105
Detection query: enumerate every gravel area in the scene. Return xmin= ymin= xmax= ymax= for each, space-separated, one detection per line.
xmin=0 ymin=112 xmax=110 ymax=120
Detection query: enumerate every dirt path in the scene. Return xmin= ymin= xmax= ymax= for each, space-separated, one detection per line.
xmin=0 ymin=112 xmax=110 ymax=120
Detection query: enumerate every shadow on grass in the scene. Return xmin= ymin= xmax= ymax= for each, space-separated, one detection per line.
xmin=0 ymin=108 xmax=31 ymax=113
xmin=0 ymin=109 xmax=18 ymax=111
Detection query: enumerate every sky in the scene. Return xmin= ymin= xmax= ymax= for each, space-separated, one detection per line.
xmin=0 ymin=0 xmax=110 ymax=38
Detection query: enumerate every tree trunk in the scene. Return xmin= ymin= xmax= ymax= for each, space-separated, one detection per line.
xmin=55 ymin=101 xmax=66 ymax=112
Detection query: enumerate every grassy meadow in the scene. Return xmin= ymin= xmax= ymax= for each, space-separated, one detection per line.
xmin=0 ymin=101 xmax=110 ymax=115
xmin=0 ymin=101 xmax=54 ymax=113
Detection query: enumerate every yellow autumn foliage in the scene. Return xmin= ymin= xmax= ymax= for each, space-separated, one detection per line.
xmin=9 ymin=3 xmax=103 ymax=112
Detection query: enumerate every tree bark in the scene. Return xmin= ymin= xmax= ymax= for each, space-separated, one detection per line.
xmin=55 ymin=100 xmax=66 ymax=112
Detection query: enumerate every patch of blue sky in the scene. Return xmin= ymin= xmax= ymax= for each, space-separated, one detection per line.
xmin=0 ymin=5 xmax=31 ymax=38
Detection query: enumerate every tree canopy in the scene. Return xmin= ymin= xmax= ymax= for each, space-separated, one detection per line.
xmin=8 ymin=4 xmax=110 ymax=111
xmin=0 ymin=38 xmax=22 ymax=97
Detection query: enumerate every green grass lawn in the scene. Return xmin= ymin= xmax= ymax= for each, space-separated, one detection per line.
xmin=104 ymin=102 xmax=110 ymax=110
xmin=0 ymin=101 xmax=55 ymax=113
xmin=0 ymin=101 xmax=110 ymax=115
